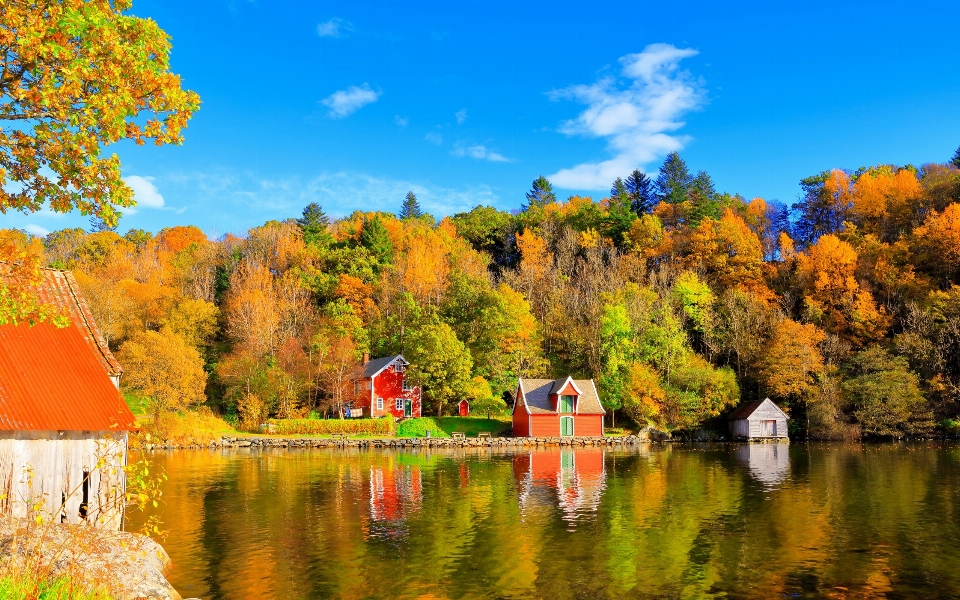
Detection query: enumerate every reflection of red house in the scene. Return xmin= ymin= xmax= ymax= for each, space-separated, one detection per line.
xmin=369 ymin=463 xmax=422 ymax=523
xmin=513 ymin=448 xmax=606 ymax=520
xmin=512 ymin=377 xmax=604 ymax=437
xmin=352 ymin=355 xmax=422 ymax=418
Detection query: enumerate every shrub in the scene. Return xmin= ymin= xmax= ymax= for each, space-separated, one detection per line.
xmin=266 ymin=417 xmax=394 ymax=436
xmin=395 ymin=417 xmax=511 ymax=438
xmin=143 ymin=407 xmax=234 ymax=444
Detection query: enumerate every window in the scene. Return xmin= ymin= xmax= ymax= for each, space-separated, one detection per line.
xmin=353 ymin=381 xmax=359 ymax=396
xmin=366 ymin=380 xmax=372 ymax=390
xmin=402 ymin=378 xmax=412 ymax=391
xmin=559 ymin=395 xmax=575 ymax=413
xmin=395 ymin=363 xmax=405 ymax=373
xmin=376 ymin=397 xmax=384 ymax=411
xmin=396 ymin=398 xmax=404 ymax=411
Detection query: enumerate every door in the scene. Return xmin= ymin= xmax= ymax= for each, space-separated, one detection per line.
xmin=760 ymin=420 xmax=776 ymax=437
xmin=561 ymin=416 xmax=574 ymax=437
xmin=404 ymin=399 xmax=412 ymax=418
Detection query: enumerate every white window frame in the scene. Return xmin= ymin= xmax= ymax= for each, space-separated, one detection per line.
xmin=402 ymin=378 xmax=412 ymax=392
xmin=395 ymin=398 xmax=404 ymax=411
xmin=366 ymin=380 xmax=372 ymax=390
xmin=376 ymin=397 xmax=384 ymax=411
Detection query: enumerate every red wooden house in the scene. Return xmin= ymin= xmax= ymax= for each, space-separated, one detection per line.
xmin=351 ymin=354 xmax=422 ymax=418
xmin=512 ymin=377 xmax=604 ymax=437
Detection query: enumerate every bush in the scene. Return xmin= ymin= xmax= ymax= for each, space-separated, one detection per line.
xmin=266 ymin=417 xmax=394 ymax=436
xmin=395 ymin=417 xmax=511 ymax=438
xmin=142 ymin=407 xmax=235 ymax=444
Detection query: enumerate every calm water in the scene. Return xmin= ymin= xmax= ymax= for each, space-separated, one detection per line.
xmin=128 ymin=443 xmax=960 ymax=599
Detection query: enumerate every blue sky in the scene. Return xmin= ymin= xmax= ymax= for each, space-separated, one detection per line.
xmin=6 ymin=0 xmax=960 ymax=236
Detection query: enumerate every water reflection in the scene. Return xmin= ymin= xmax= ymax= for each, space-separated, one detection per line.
xmin=734 ymin=442 xmax=791 ymax=489
xmin=129 ymin=444 xmax=960 ymax=599
xmin=513 ymin=449 xmax=606 ymax=523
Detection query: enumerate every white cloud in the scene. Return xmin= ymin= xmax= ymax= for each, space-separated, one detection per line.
xmin=452 ymin=143 xmax=510 ymax=163
xmin=425 ymin=131 xmax=443 ymax=145
xmin=395 ymin=115 xmax=409 ymax=127
xmin=546 ymin=43 xmax=705 ymax=190
xmin=24 ymin=224 xmax=49 ymax=237
xmin=317 ymin=18 xmax=352 ymax=38
xmin=321 ymin=83 xmax=381 ymax=119
xmin=455 ymin=109 xmax=468 ymax=124
xmin=123 ymin=175 xmax=165 ymax=209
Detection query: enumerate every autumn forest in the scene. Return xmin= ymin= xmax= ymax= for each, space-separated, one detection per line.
xmin=4 ymin=151 xmax=960 ymax=439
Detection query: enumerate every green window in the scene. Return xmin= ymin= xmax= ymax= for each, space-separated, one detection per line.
xmin=561 ymin=416 xmax=574 ymax=437
xmin=559 ymin=395 xmax=575 ymax=413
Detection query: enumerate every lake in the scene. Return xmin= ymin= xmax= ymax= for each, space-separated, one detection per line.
xmin=128 ymin=443 xmax=960 ymax=599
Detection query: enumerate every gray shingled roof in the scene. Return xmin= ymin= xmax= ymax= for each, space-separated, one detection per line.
xmin=729 ymin=398 xmax=789 ymax=420
xmin=362 ymin=355 xmax=407 ymax=378
xmin=517 ymin=378 xmax=604 ymax=415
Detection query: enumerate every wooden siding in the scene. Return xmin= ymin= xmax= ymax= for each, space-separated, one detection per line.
xmin=529 ymin=415 xmax=559 ymax=437
xmin=730 ymin=417 xmax=788 ymax=438
xmin=574 ymin=414 xmax=603 ymax=437
xmin=512 ymin=409 xmax=529 ymax=437
xmin=0 ymin=431 xmax=127 ymax=531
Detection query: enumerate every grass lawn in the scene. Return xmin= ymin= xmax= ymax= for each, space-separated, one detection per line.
xmin=123 ymin=391 xmax=151 ymax=416
xmin=396 ymin=416 xmax=512 ymax=438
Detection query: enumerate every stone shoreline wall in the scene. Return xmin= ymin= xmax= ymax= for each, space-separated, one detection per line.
xmin=144 ymin=430 xmax=672 ymax=451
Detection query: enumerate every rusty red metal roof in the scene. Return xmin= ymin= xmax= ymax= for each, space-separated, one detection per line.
xmin=0 ymin=321 xmax=136 ymax=431
xmin=32 ymin=269 xmax=122 ymax=378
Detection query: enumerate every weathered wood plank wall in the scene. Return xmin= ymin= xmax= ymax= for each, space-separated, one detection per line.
xmin=0 ymin=431 xmax=127 ymax=531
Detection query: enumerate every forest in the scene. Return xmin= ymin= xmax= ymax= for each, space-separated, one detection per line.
xmin=3 ymin=150 xmax=960 ymax=439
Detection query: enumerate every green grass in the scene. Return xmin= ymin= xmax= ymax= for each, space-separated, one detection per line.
xmin=123 ymin=391 xmax=151 ymax=416
xmin=0 ymin=575 xmax=111 ymax=600
xmin=395 ymin=416 xmax=512 ymax=438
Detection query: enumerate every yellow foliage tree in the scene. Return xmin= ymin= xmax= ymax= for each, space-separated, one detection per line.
xmin=118 ymin=329 xmax=207 ymax=419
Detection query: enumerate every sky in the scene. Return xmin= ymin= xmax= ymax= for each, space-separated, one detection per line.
xmin=5 ymin=0 xmax=960 ymax=237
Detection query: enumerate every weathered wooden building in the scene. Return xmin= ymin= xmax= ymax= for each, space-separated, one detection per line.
xmin=0 ymin=269 xmax=136 ymax=530
xmin=729 ymin=398 xmax=789 ymax=440
xmin=512 ymin=377 xmax=604 ymax=437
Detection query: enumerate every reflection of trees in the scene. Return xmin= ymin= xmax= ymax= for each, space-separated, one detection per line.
xmin=128 ymin=445 xmax=960 ymax=599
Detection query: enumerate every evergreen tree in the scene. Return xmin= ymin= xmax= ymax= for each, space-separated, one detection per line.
xmin=952 ymin=145 xmax=960 ymax=169
xmin=296 ymin=202 xmax=332 ymax=246
xmin=610 ymin=177 xmax=629 ymax=204
xmin=626 ymin=169 xmax=655 ymax=214
xmin=687 ymin=170 xmax=720 ymax=226
xmin=359 ymin=214 xmax=394 ymax=265
xmin=655 ymin=152 xmax=693 ymax=205
xmin=398 ymin=192 xmax=423 ymax=220
xmin=88 ymin=215 xmax=117 ymax=233
xmin=523 ymin=176 xmax=556 ymax=211
xmin=605 ymin=177 xmax=636 ymax=248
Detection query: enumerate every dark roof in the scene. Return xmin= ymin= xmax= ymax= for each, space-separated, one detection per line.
xmin=729 ymin=398 xmax=789 ymax=420
xmin=516 ymin=378 xmax=605 ymax=415
xmin=362 ymin=355 xmax=408 ymax=378
xmin=0 ymin=321 xmax=136 ymax=431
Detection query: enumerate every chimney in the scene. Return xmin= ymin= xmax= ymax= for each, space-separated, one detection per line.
xmin=362 ymin=352 xmax=370 ymax=365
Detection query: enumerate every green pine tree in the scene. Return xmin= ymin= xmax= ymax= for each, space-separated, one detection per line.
xmin=523 ymin=176 xmax=556 ymax=211
xmin=655 ymin=152 xmax=693 ymax=205
xmin=398 ymin=191 xmax=423 ymax=220
xmin=296 ymin=202 xmax=333 ymax=246
xmin=359 ymin=214 xmax=394 ymax=265
xmin=952 ymin=145 xmax=960 ymax=169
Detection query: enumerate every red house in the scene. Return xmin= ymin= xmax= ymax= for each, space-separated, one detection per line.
xmin=512 ymin=377 xmax=604 ymax=437
xmin=352 ymin=354 xmax=422 ymax=418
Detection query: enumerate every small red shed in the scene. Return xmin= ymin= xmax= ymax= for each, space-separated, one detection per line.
xmin=511 ymin=377 xmax=604 ymax=437
xmin=458 ymin=399 xmax=470 ymax=417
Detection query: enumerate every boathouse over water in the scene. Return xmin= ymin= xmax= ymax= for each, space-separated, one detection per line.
xmin=729 ymin=398 xmax=789 ymax=440
xmin=0 ymin=269 xmax=136 ymax=530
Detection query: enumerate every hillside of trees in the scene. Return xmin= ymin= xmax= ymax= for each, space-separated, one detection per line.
xmin=3 ymin=151 xmax=960 ymax=438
